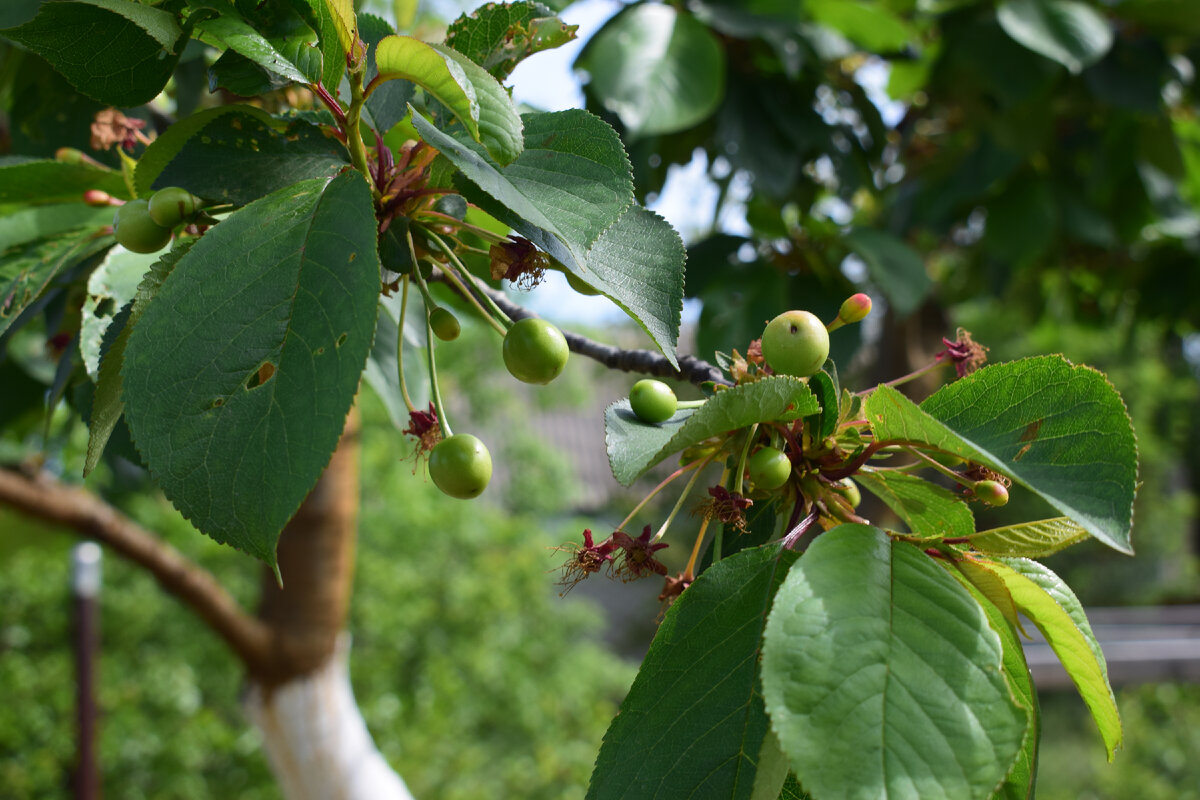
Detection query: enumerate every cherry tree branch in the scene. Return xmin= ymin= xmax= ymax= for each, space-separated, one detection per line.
xmin=430 ymin=270 xmax=732 ymax=387
xmin=0 ymin=467 xmax=274 ymax=672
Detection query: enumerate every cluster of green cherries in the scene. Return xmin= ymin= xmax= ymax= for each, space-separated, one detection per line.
xmin=426 ymin=313 xmax=570 ymax=500
xmin=106 ymin=186 xmax=206 ymax=254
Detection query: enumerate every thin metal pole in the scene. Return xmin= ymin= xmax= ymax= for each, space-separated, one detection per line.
xmin=71 ymin=542 xmax=102 ymax=800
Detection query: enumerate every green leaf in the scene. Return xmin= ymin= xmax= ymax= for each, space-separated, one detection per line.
xmin=79 ymin=245 xmax=158 ymax=379
xmin=359 ymin=14 xmax=414 ymax=135
xmin=806 ymin=370 xmax=838 ymax=440
xmin=413 ymin=109 xmax=685 ymax=362
xmin=605 ymin=377 xmax=819 ymax=486
xmin=761 ymin=525 xmax=1027 ymax=800
xmin=943 ymin=564 xmax=1040 ymax=800
xmin=841 ymin=227 xmax=931 ymax=316
xmin=980 ymin=557 xmax=1122 ymax=759
xmin=294 ymin=0 xmax=347 ymax=90
xmin=969 ymin=516 xmax=1089 ymax=558
xmin=806 ymin=0 xmax=915 ymax=52
xmin=137 ymin=107 xmax=349 ymax=205
xmin=1 ymin=231 xmax=112 ymax=338
xmin=0 ymin=203 xmax=114 ymax=252
xmin=122 ymin=173 xmax=380 ymax=564
xmin=997 ymin=0 xmax=1114 ymax=73
xmin=445 ymin=1 xmax=577 ymax=82
xmin=374 ymin=37 xmax=523 ymax=165
xmin=432 ymin=43 xmax=524 ymax=166
xmin=1 ymin=0 xmax=182 ymax=106
xmin=748 ymin=730 xmax=792 ymax=800
xmin=0 ymin=161 xmax=128 ymax=205
xmin=587 ymin=545 xmax=798 ymax=800
xmin=865 ymin=356 xmax=1138 ymax=554
xmin=855 ymin=470 xmax=975 ymax=539
xmin=413 ymin=108 xmax=631 ymax=271
xmin=85 ymin=240 xmax=191 ymax=477
xmin=581 ymin=205 xmax=685 ymax=367
xmin=190 ymin=0 xmax=314 ymax=85
xmin=576 ymin=4 xmax=725 ymax=139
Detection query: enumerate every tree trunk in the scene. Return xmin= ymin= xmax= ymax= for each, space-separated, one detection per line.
xmin=243 ymin=635 xmax=415 ymax=800
xmin=242 ymin=408 xmax=415 ymax=799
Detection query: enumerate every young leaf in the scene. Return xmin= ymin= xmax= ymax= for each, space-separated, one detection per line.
xmin=445 ymin=1 xmax=577 ymax=82
xmin=605 ymin=376 xmax=819 ymax=486
xmin=865 ymin=356 xmax=1138 ymax=553
xmin=984 ymin=556 xmax=1122 ymax=760
xmin=968 ymin=516 xmax=1089 ymax=558
xmin=121 ymin=172 xmax=380 ymax=565
xmin=761 ymin=525 xmax=1027 ymax=800
xmin=375 ymin=37 xmax=524 ymax=165
xmin=587 ymin=544 xmax=798 ymax=800
xmin=1 ymin=231 xmax=112 ymax=338
xmin=1 ymin=0 xmax=183 ymax=106
xmin=855 ymin=469 xmax=975 ymax=539
xmin=576 ymin=4 xmax=725 ymax=139
xmin=293 ymin=0 xmax=347 ymax=91
xmin=997 ymin=0 xmax=1114 ymax=74
xmin=137 ymin=107 xmax=349 ymax=205
xmin=85 ymin=240 xmax=192 ymax=477
xmin=359 ymin=14 xmax=414 ymax=135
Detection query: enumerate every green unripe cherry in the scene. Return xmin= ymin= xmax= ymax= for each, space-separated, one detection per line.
xmin=148 ymin=186 xmax=202 ymax=228
xmin=429 ymin=307 xmax=461 ymax=341
xmin=761 ymin=309 xmax=830 ymax=378
xmin=974 ymin=480 xmax=1009 ymax=507
xmin=503 ymin=317 xmax=569 ymax=384
xmin=748 ymin=446 xmax=792 ymax=491
xmin=113 ymin=199 xmax=172 ymax=254
xmin=629 ymin=379 xmax=677 ymax=423
xmin=834 ymin=477 xmax=861 ymax=508
xmin=429 ymin=434 xmax=493 ymax=499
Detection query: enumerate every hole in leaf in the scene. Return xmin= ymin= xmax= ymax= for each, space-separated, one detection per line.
xmin=347 ymin=251 xmax=357 ymax=263
xmin=95 ymin=298 xmax=115 ymax=318
xmin=335 ymin=332 xmax=347 ymax=349
xmin=211 ymin=397 xmax=225 ymax=408
xmin=245 ymin=361 xmax=277 ymax=390
xmin=314 ymin=346 xmax=325 ymax=356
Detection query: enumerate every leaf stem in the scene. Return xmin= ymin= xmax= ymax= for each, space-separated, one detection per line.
xmin=342 ymin=67 xmax=378 ymax=201
xmin=653 ymin=463 xmax=707 ymax=543
xmin=421 ymin=226 xmax=513 ymax=331
xmin=396 ymin=276 xmax=416 ymax=414
xmin=616 ymin=460 xmax=703 ymax=532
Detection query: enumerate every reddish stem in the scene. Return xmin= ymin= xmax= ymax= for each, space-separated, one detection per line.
xmin=311 ymin=83 xmax=347 ymax=126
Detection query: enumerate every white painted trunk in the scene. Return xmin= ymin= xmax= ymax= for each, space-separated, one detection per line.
xmin=243 ymin=638 xmax=414 ymax=800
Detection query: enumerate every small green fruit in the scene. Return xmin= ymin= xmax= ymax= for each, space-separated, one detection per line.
xmin=429 ymin=434 xmax=492 ymax=499
xmin=761 ymin=310 xmax=830 ymax=378
xmin=629 ymin=379 xmax=677 ymax=423
xmin=113 ymin=199 xmax=172 ymax=254
xmin=503 ymin=317 xmax=569 ymax=384
xmin=748 ymin=446 xmax=792 ymax=491
xmin=148 ymin=186 xmax=201 ymax=228
xmin=974 ymin=480 xmax=1009 ymax=507
xmin=429 ymin=307 xmax=461 ymax=341
xmin=834 ymin=477 xmax=861 ymax=508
